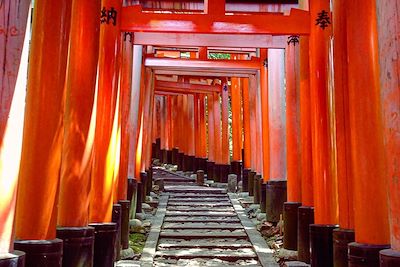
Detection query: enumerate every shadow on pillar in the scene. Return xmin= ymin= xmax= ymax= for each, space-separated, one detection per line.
xmin=380 ymin=249 xmax=400 ymax=266
xmin=88 ymin=223 xmax=117 ymax=267
xmin=112 ymin=204 xmax=122 ymax=261
xmin=298 ymin=206 xmax=314 ymax=263
xmin=283 ymin=202 xmax=302 ymax=250
xmin=56 ymin=227 xmax=94 ymax=267
xmin=348 ymin=243 xmax=390 ymax=267
xmin=333 ymin=228 xmax=355 ymax=267
xmin=310 ymin=224 xmax=338 ymax=267
xmin=0 ymin=251 xmax=25 ymax=267
xmin=265 ymin=180 xmax=287 ymax=223
xmin=14 ymin=239 xmax=63 ymax=267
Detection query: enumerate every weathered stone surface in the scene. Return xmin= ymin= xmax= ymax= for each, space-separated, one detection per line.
xmin=120 ymin=248 xmax=135 ymax=260
xmin=228 ymin=174 xmax=238 ymax=193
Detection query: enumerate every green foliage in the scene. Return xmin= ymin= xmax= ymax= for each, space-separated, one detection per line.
xmin=208 ymin=53 xmax=231 ymax=60
xmin=129 ymin=233 xmax=147 ymax=254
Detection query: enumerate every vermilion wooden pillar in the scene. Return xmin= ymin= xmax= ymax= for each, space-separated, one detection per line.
xmin=199 ymin=95 xmax=207 ymax=159
xmin=242 ymin=78 xmax=252 ymax=171
xmin=0 ymin=0 xmax=30 ymax=258
xmin=166 ymin=96 xmax=173 ymax=153
xmin=213 ymin=92 xmax=222 ymax=163
xmin=259 ymin=49 xmax=270 ymax=182
xmin=346 ymin=0 xmax=391 ymax=264
xmin=127 ymin=45 xmax=144 ymax=183
xmin=331 ymin=0 xmax=355 ymax=265
xmin=117 ymin=36 xmax=133 ymax=201
xmin=309 ymin=0 xmax=338 ymax=265
xmin=377 ymin=1 xmax=400 ymax=264
xmin=231 ymin=78 xmax=242 ymax=162
xmin=207 ymin=93 xmax=216 ymax=178
xmin=285 ymin=41 xmax=301 ymax=202
xmin=14 ymin=0 xmax=71 ymax=264
xmin=90 ymin=0 xmax=122 ymax=223
xmin=268 ymin=49 xmax=286 ymax=180
xmin=194 ymin=94 xmax=200 ymax=159
xmin=248 ymin=75 xmax=258 ymax=173
xmin=187 ymin=94 xmax=196 ymax=157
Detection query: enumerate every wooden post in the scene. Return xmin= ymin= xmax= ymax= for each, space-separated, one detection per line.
xmin=90 ymin=0 xmax=122 ymax=223
xmin=377 ymin=0 xmax=400 ymax=263
xmin=15 ymin=0 xmax=71 ymax=238
xmin=199 ymin=95 xmax=207 ymax=159
xmin=58 ymin=0 xmax=101 ymax=227
xmin=346 ymin=0 xmax=390 ymax=262
xmin=14 ymin=0 xmax=71 ymax=264
xmin=268 ymin=49 xmax=286 ymax=180
xmin=259 ymin=48 xmax=269 ymax=181
xmin=285 ymin=39 xmax=301 ymax=202
xmin=242 ymin=78 xmax=252 ymax=171
xmin=231 ymin=78 xmax=242 ymax=162
xmin=221 ymin=81 xmax=229 ymax=165
xmin=213 ymin=92 xmax=222 ymax=164
xmin=0 ymin=0 xmax=30 ymax=256
xmin=248 ymin=75 xmax=258 ymax=173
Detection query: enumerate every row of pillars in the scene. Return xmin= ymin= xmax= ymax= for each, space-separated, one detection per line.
xmin=0 ymin=1 xmax=158 ymax=266
xmin=148 ymin=1 xmax=400 ymax=266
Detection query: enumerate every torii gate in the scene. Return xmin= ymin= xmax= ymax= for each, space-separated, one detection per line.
xmin=0 ymin=0 xmax=399 ymax=266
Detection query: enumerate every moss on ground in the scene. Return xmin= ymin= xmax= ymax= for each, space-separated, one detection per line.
xmin=129 ymin=233 xmax=147 ymax=254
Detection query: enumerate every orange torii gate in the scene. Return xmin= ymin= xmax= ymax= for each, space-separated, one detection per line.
xmin=1 ymin=0 xmax=399 ymax=266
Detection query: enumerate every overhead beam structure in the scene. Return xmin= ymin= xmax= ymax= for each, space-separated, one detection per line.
xmin=121 ymin=6 xmax=310 ymax=35
xmin=133 ymin=33 xmax=288 ymax=48
xmin=155 ymin=80 xmax=221 ymax=95
xmin=145 ymin=57 xmax=261 ymax=77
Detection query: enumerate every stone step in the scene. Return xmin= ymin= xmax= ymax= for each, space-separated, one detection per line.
xmin=155 ymin=177 xmax=196 ymax=183
xmin=153 ymin=258 xmax=261 ymax=267
xmin=165 ymin=211 xmax=237 ymax=217
xmin=163 ymin=217 xmax=241 ymax=223
xmin=162 ymin=222 xmax=243 ymax=230
xmin=155 ymin=248 xmax=257 ymax=259
xmin=167 ymin=202 xmax=232 ymax=207
xmin=160 ymin=229 xmax=247 ymax=238
xmin=157 ymin=239 xmax=253 ymax=249
xmin=164 ymin=186 xmax=227 ymax=194
xmin=166 ymin=207 xmax=235 ymax=212
xmin=167 ymin=194 xmax=228 ymax=198
xmin=168 ymin=197 xmax=230 ymax=202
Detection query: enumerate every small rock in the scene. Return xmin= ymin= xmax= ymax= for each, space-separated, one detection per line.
xmin=284 ymin=261 xmax=310 ymax=267
xmin=249 ymin=204 xmax=260 ymax=210
xmin=120 ymin=248 xmax=135 ymax=260
xmin=257 ymin=213 xmax=267 ymax=221
xmin=129 ymin=219 xmax=142 ymax=227
xmin=135 ymin=213 xmax=145 ymax=220
xmin=278 ymin=249 xmax=298 ymax=261
xmin=142 ymin=203 xmax=152 ymax=211
xmin=142 ymin=220 xmax=151 ymax=228
xmin=145 ymin=196 xmax=153 ymax=202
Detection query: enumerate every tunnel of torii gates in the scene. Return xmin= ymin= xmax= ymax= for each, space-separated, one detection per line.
xmin=0 ymin=0 xmax=399 ymax=266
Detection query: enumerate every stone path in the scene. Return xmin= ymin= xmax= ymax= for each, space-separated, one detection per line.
xmin=140 ymin=168 xmax=277 ymax=267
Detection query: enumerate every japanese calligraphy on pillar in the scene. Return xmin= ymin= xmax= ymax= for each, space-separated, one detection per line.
xmin=100 ymin=7 xmax=117 ymax=25
xmin=287 ymin=35 xmax=300 ymax=46
xmin=315 ymin=10 xmax=331 ymax=29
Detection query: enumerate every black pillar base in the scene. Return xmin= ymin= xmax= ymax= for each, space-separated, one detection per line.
xmin=182 ymin=154 xmax=189 ymax=172
xmin=310 ymin=224 xmax=338 ymax=267
xmin=206 ymin=161 xmax=215 ymax=180
xmin=283 ymin=202 xmax=302 ymax=250
xmin=188 ymin=156 xmax=195 ymax=172
xmin=151 ymin=143 xmax=156 ymax=159
xmin=127 ymin=177 xmax=137 ymax=205
xmin=348 ymin=242 xmax=390 ymax=267
xmin=88 ymin=223 xmax=117 ymax=267
xmin=146 ymin=168 xmax=153 ymax=195
xmin=155 ymin=138 xmax=161 ymax=159
xmin=166 ymin=150 xmax=173 ymax=164
xmin=136 ymin=181 xmax=143 ymax=213
xmin=14 ymin=239 xmax=63 ymax=267
xmin=193 ymin=157 xmax=199 ymax=172
xmin=56 ymin=226 xmax=94 ymax=267
xmin=160 ymin=149 xmax=166 ymax=163
xmin=214 ymin=164 xmax=221 ymax=182
xmin=177 ymin=152 xmax=184 ymax=170
xmin=380 ymin=249 xmax=400 ymax=266
xmin=230 ymin=161 xmax=242 ymax=182
xmin=253 ymin=174 xmax=261 ymax=204
xmin=171 ymin=148 xmax=179 ymax=165
xmin=242 ymin=169 xmax=250 ymax=192
xmin=259 ymin=175 xmax=266 ymax=211
xmin=221 ymin=164 xmax=230 ymax=183
xmin=118 ymin=200 xmax=130 ymax=250
xmin=0 ymin=250 xmax=25 ymax=267
xmin=200 ymin=158 xmax=208 ymax=173
xmin=140 ymin=172 xmax=148 ymax=199
xmin=333 ymin=228 xmax=355 ymax=267
xmin=112 ymin=204 xmax=122 ymax=261
xmin=298 ymin=206 xmax=314 ymax=263
xmin=248 ymin=171 xmax=256 ymax=196
xmin=265 ymin=179 xmax=287 ymax=223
